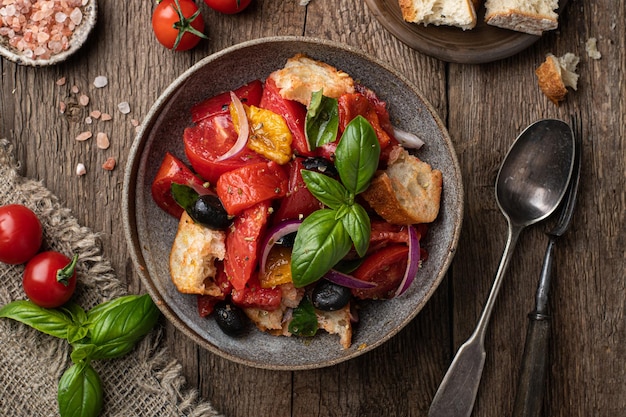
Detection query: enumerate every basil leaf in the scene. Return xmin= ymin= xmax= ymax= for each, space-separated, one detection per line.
xmin=58 ymin=363 xmax=103 ymax=417
xmin=291 ymin=209 xmax=352 ymax=288
xmin=288 ymin=297 xmax=318 ymax=337
xmin=305 ymin=90 xmax=339 ymax=149
xmin=62 ymin=303 xmax=89 ymax=343
xmin=341 ymin=203 xmax=371 ymax=257
xmin=171 ymin=183 xmax=198 ymax=212
xmin=0 ymin=300 xmax=79 ymax=340
xmin=87 ymin=294 xmax=160 ymax=359
xmin=70 ymin=343 xmax=99 ymax=364
xmin=301 ymin=169 xmax=349 ymax=209
xmin=335 ymin=115 xmax=381 ymax=195
xmin=86 ymin=295 xmax=137 ymax=324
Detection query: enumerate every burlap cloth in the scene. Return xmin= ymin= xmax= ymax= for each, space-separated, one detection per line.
xmin=0 ymin=139 xmax=223 ymax=417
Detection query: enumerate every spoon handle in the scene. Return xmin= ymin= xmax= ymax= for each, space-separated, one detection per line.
xmin=429 ymin=224 xmax=523 ymax=417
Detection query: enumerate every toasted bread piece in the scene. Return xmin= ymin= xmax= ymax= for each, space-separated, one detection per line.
xmin=268 ymin=53 xmax=355 ymax=107
xmin=362 ymin=148 xmax=442 ymax=225
xmin=484 ymin=0 xmax=558 ymax=35
xmin=535 ymin=53 xmax=579 ymax=105
xmin=316 ymin=304 xmax=353 ymax=349
xmin=169 ymin=212 xmax=226 ymax=295
xmin=244 ymin=283 xmax=304 ymax=336
xmin=399 ymin=0 xmax=478 ymax=30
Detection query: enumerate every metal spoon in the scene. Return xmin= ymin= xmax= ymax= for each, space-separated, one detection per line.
xmin=428 ymin=119 xmax=576 ymax=417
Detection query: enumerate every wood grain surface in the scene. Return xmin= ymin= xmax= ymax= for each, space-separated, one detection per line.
xmin=1 ymin=1 xmax=624 ymax=416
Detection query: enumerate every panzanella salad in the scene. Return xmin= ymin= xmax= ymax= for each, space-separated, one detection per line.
xmin=151 ymin=54 xmax=443 ymax=348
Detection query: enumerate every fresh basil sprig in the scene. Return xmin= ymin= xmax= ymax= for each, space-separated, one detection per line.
xmin=291 ymin=115 xmax=380 ymax=288
xmin=305 ymin=89 xmax=339 ymax=150
xmin=0 ymin=294 xmax=160 ymax=417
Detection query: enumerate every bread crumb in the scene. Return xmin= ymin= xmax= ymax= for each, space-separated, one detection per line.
xmin=535 ymin=53 xmax=579 ymax=105
xmin=585 ymin=37 xmax=601 ymax=60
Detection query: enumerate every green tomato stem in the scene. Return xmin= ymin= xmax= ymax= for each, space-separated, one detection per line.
xmin=57 ymin=253 xmax=78 ymax=286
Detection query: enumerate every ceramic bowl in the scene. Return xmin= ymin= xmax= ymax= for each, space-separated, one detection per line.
xmin=0 ymin=0 xmax=97 ymax=67
xmin=123 ymin=36 xmax=463 ymax=370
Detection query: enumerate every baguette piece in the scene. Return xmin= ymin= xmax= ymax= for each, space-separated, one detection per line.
xmin=169 ymin=211 xmax=226 ymax=295
xmin=362 ymin=147 xmax=442 ymax=225
xmin=535 ymin=53 xmax=579 ymax=105
xmin=484 ymin=0 xmax=559 ymax=35
xmin=399 ymin=0 xmax=478 ymax=30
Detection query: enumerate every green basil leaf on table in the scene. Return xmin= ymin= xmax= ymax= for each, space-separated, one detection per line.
xmin=288 ymin=297 xmax=319 ymax=337
xmin=291 ymin=209 xmax=352 ymax=288
xmin=70 ymin=343 xmax=99 ymax=364
xmin=0 ymin=300 xmax=83 ymax=341
xmin=301 ymin=169 xmax=350 ymax=209
xmin=305 ymin=90 xmax=339 ymax=149
xmin=341 ymin=203 xmax=371 ymax=258
xmin=58 ymin=362 xmax=103 ymax=417
xmin=335 ymin=115 xmax=380 ymax=195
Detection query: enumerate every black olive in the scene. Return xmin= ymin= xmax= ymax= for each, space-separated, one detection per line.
xmin=188 ymin=194 xmax=231 ymax=230
xmin=214 ymin=301 xmax=247 ymax=336
xmin=302 ymin=157 xmax=338 ymax=177
xmin=311 ymin=280 xmax=351 ymax=311
xmin=275 ymin=231 xmax=297 ymax=247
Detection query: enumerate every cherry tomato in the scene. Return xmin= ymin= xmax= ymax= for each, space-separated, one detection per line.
xmin=351 ymin=244 xmax=409 ymax=300
xmin=151 ymin=152 xmax=207 ymax=219
xmin=184 ymin=113 xmax=267 ymax=184
xmin=0 ymin=204 xmax=42 ymax=265
xmin=152 ymin=0 xmax=207 ymax=51
xmin=203 ymin=0 xmax=252 ymax=14
xmin=216 ymin=161 xmax=288 ymax=216
xmin=23 ymin=251 xmax=78 ymax=308
xmin=191 ymin=80 xmax=264 ymax=123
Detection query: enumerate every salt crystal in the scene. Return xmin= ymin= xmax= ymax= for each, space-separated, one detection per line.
xmin=71 ymin=85 xmax=79 ymax=94
xmin=118 ymin=101 xmax=130 ymax=114
xmin=102 ymin=157 xmax=116 ymax=171
xmin=85 ymin=116 xmax=92 ymax=124
xmin=59 ymin=101 xmax=66 ymax=113
xmin=96 ymin=132 xmax=110 ymax=149
xmin=75 ymin=131 xmax=92 ymax=141
xmin=101 ymin=113 xmax=112 ymax=121
xmin=56 ymin=77 xmax=66 ymax=86
xmin=93 ymin=76 xmax=108 ymax=88
xmin=76 ymin=163 xmax=86 ymax=176
xmin=131 ymin=119 xmax=140 ymax=127
xmin=69 ymin=7 xmax=82 ymax=25
xmin=90 ymin=110 xmax=101 ymax=119
xmin=79 ymin=94 xmax=89 ymax=106
xmin=55 ymin=12 xmax=67 ymax=23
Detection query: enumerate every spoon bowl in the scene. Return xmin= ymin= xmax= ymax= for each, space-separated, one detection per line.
xmin=429 ymin=119 xmax=575 ymax=417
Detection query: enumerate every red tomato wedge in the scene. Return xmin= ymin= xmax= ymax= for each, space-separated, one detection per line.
xmin=231 ymin=273 xmax=282 ymax=311
xmin=151 ymin=152 xmax=206 ymax=219
xmin=351 ymin=244 xmax=409 ymax=300
xmin=273 ymin=157 xmax=323 ymax=223
xmin=191 ymin=80 xmax=264 ymax=123
xmin=184 ymin=113 xmax=267 ymax=184
xmin=338 ymin=92 xmax=393 ymax=150
xmin=216 ymin=161 xmax=288 ymax=216
xmin=259 ymin=78 xmax=311 ymax=157
xmin=225 ymin=201 xmax=271 ymax=291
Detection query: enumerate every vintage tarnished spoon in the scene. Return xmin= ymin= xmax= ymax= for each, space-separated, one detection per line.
xmin=429 ymin=119 xmax=576 ymax=417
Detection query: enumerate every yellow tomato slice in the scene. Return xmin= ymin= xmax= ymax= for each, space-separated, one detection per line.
xmin=260 ymin=245 xmax=293 ymax=288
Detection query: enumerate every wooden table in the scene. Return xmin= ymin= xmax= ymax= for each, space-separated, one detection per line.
xmin=1 ymin=1 xmax=623 ymax=416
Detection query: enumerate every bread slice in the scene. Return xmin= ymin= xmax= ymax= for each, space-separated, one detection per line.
xmin=169 ymin=211 xmax=226 ymax=295
xmin=399 ymin=0 xmax=478 ymax=30
xmin=362 ymin=148 xmax=442 ymax=225
xmin=535 ymin=53 xmax=579 ymax=105
xmin=484 ymin=0 xmax=559 ymax=35
xmin=316 ymin=304 xmax=353 ymax=349
xmin=268 ymin=53 xmax=355 ymax=107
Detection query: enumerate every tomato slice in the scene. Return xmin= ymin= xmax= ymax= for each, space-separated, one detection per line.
xmin=224 ymin=201 xmax=271 ymax=291
xmin=216 ymin=161 xmax=288 ymax=216
xmin=231 ymin=273 xmax=282 ymax=311
xmin=184 ymin=113 xmax=267 ymax=184
xmin=273 ymin=157 xmax=323 ymax=223
xmin=259 ymin=77 xmax=312 ymax=157
xmin=191 ymin=79 xmax=264 ymax=123
xmin=351 ymin=244 xmax=409 ymax=300
xmin=151 ymin=152 xmax=206 ymax=219
xmin=338 ymin=92 xmax=393 ymax=150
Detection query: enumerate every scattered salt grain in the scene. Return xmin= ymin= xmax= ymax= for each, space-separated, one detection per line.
xmin=59 ymin=101 xmax=66 ymax=113
xmin=101 ymin=113 xmax=112 ymax=121
xmin=56 ymin=77 xmax=66 ymax=86
xmin=93 ymin=76 xmax=108 ymax=88
xmin=75 ymin=131 xmax=92 ymax=141
xmin=96 ymin=132 xmax=110 ymax=149
xmin=117 ymin=102 xmax=131 ymax=114
xmin=71 ymin=85 xmax=79 ymax=94
xmin=76 ymin=163 xmax=86 ymax=176
xmin=85 ymin=116 xmax=92 ymax=124
xmin=102 ymin=157 xmax=116 ymax=171
xmin=90 ymin=110 xmax=101 ymax=119
xmin=131 ymin=119 xmax=140 ymax=127
xmin=79 ymin=94 xmax=89 ymax=106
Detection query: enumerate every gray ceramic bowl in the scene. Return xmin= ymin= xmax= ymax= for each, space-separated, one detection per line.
xmin=0 ymin=0 xmax=97 ymax=67
xmin=123 ymin=36 xmax=463 ymax=370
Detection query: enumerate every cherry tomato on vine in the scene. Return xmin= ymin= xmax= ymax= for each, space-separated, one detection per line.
xmin=203 ymin=0 xmax=252 ymax=14
xmin=152 ymin=0 xmax=207 ymax=51
xmin=23 ymin=251 xmax=78 ymax=308
xmin=0 ymin=204 xmax=42 ymax=265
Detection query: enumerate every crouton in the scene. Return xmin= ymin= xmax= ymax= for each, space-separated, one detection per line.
xmin=169 ymin=211 xmax=226 ymax=295
xmin=361 ymin=147 xmax=442 ymax=225
xmin=535 ymin=53 xmax=580 ymax=105
xmin=244 ymin=283 xmax=304 ymax=336
xmin=268 ymin=53 xmax=355 ymax=107
xmin=316 ymin=303 xmax=353 ymax=349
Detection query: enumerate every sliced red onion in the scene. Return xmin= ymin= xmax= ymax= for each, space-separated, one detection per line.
xmin=216 ymin=92 xmax=249 ymax=161
xmin=393 ymin=126 xmax=425 ymax=149
xmin=324 ymin=269 xmax=377 ymax=289
xmin=260 ymin=220 xmax=302 ymax=274
xmin=394 ymin=225 xmax=421 ymax=297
